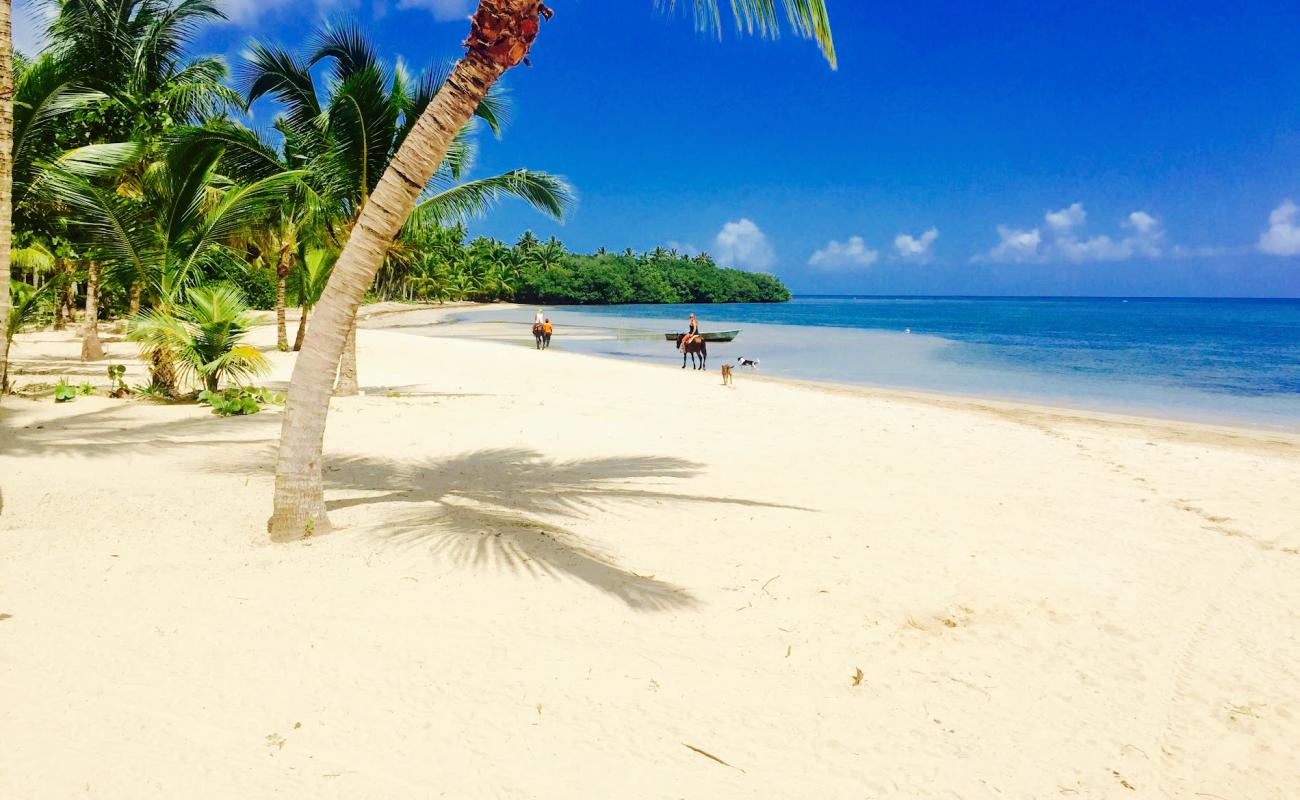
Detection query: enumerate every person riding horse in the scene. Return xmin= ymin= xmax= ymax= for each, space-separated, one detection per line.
xmin=679 ymin=313 xmax=700 ymax=351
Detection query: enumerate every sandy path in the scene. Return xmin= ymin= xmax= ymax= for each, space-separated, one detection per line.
xmin=2 ymin=314 xmax=1298 ymax=798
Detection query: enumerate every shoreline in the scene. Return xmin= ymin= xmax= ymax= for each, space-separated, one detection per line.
xmin=361 ymin=301 xmax=1300 ymax=441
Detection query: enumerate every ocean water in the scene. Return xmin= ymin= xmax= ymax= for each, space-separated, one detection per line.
xmin=437 ymin=297 xmax=1300 ymax=429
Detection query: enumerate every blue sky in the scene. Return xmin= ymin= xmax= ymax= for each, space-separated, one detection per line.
xmin=14 ymin=0 xmax=1300 ymax=296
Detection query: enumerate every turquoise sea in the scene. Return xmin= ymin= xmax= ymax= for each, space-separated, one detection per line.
xmin=445 ymin=297 xmax=1300 ymax=430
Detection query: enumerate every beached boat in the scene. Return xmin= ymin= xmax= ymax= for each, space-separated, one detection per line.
xmin=663 ymin=329 xmax=741 ymax=343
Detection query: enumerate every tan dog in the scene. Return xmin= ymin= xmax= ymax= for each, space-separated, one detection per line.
xmin=720 ymin=363 xmax=733 ymax=386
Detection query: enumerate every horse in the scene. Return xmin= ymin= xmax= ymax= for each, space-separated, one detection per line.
xmin=532 ymin=322 xmax=546 ymax=350
xmin=675 ymin=333 xmax=707 ymax=370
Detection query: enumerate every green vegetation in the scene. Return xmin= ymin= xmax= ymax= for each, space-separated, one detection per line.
xmin=381 ymin=229 xmax=790 ymax=305
xmin=3 ymin=6 xmax=792 ymax=399
xmin=198 ymin=386 xmax=285 ymax=417
xmin=128 ymin=285 xmax=270 ymax=395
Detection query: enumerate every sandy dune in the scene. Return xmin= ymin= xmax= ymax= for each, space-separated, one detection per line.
xmin=2 ymin=308 xmax=1298 ymax=798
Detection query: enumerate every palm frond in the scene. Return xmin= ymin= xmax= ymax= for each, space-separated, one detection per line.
xmin=668 ymin=0 xmax=837 ymax=67
xmin=43 ymin=166 xmax=162 ymax=288
xmin=412 ymin=169 xmax=574 ymax=228
xmin=7 ymin=280 xmax=61 ymax=340
xmin=241 ymin=40 xmax=322 ymax=134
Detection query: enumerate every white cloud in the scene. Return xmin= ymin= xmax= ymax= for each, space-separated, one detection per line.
xmin=976 ymin=204 xmax=1165 ymax=264
xmin=893 ymin=228 xmax=939 ymax=261
xmin=808 ymin=236 xmax=879 ymax=270
xmin=713 ymin=219 xmax=776 ymax=271
xmin=976 ymin=225 xmax=1044 ymax=263
xmin=1258 ymin=200 xmax=1300 ymax=256
xmin=1125 ymin=210 xmax=1159 ymax=234
xmin=1045 ymin=202 xmax=1086 ymax=231
xmin=396 ymin=0 xmax=474 ymax=21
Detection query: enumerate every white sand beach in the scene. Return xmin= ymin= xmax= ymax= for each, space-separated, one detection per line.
xmin=2 ymin=305 xmax=1299 ymax=799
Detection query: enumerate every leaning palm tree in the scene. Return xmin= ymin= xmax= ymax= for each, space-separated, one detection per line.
xmin=267 ymin=1 xmax=836 ymax=540
xmin=242 ymin=24 xmax=572 ymax=396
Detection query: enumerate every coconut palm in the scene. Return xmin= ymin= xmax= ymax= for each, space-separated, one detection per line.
xmin=242 ymin=23 xmax=572 ymax=394
xmin=44 ymin=0 xmax=240 ymax=140
xmin=128 ymin=284 xmax=269 ymax=394
xmin=0 ymin=3 xmax=11 ymax=403
xmin=267 ymin=1 xmax=836 ymax=539
xmin=46 ymin=130 xmax=300 ymax=386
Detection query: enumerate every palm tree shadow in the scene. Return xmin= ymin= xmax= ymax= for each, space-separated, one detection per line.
xmin=322 ymin=448 xmax=814 ymax=612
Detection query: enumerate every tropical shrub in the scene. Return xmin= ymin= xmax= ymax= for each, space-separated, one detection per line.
xmin=128 ymin=285 xmax=271 ymax=394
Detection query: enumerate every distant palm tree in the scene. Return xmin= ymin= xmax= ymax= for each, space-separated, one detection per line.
xmin=267 ymin=0 xmax=836 ymax=540
xmin=286 ymin=246 xmax=336 ymax=351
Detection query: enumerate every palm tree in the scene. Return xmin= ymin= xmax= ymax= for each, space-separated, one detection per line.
xmin=243 ymin=23 xmax=571 ymax=396
xmin=47 ymin=130 xmax=299 ymax=388
xmin=0 ymin=1 xmax=11 ymax=401
xmin=287 ymin=246 xmax=336 ymax=351
xmin=128 ymin=284 xmax=270 ymax=394
xmin=267 ymin=1 xmax=836 ymax=540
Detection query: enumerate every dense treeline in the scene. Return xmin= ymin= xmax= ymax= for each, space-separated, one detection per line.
xmin=371 ymin=226 xmax=791 ymax=306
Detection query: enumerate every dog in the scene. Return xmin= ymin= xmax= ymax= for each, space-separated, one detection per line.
xmin=720 ymin=363 xmax=733 ymax=386
xmin=736 ymin=357 xmax=759 ymax=369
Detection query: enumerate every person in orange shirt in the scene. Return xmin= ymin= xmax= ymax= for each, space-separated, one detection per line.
xmin=542 ymin=318 xmax=553 ymax=349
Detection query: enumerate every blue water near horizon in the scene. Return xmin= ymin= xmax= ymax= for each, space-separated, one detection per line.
xmin=548 ymin=296 xmax=1300 ymax=429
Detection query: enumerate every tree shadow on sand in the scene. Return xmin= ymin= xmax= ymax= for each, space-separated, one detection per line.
xmin=315 ymin=448 xmax=814 ymax=612
xmin=0 ymin=402 xmax=280 ymax=457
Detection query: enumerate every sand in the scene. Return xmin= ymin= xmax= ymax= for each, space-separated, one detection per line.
xmin=2 ymin=305 xmax=1298 ymax=799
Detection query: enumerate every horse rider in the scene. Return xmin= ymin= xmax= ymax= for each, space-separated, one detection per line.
xmin=681 ymin=312 xmax=700 ymax=351
xmin=534 ymin=308 xmax=546 ymax=326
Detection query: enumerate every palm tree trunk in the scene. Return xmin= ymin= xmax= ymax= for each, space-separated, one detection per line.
xmin=53 ymin=271 xmax=67 ymax=329
xmin=128 ymin=280 xmax=142 ymax=315
xmin=275 ymin=243 xmax=293 ymax=351
xmin=80 ymin=261 xmax=105 ymax=361
xmin=334 ymin=319 xmax=358 ymax=396
xmin=268 ymin=3 xmax=544 ymax=540
xmin=55 ymin=268 xmax=75 ymax=329
xmin=0 ymin=1 xmax=12 ymax=401
xmin=293 ymin=303 xmax=308 ymax=351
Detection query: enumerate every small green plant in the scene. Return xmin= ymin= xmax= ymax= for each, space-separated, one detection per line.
xmin=132 ymin=383 xmax=176 ymax=402
xmin=77 ymin=382 xmax=95 ymax=396
xmin=53 ymin=378 xmax=77 ymax=402
xmin=107 ymin=364 xmax=128 ymax=398
xmin=197 ymin=386 xmax=285 ymax=417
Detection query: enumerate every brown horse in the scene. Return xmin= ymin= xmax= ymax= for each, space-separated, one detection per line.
xmin=675 ymin=333 xmax=707 ymax=370
xmin=532 ymin=322 xmax=547 ymax=349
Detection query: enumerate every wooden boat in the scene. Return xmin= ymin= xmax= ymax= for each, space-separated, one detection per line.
xmin=663 ymin=329 xmax=741 ymax=343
